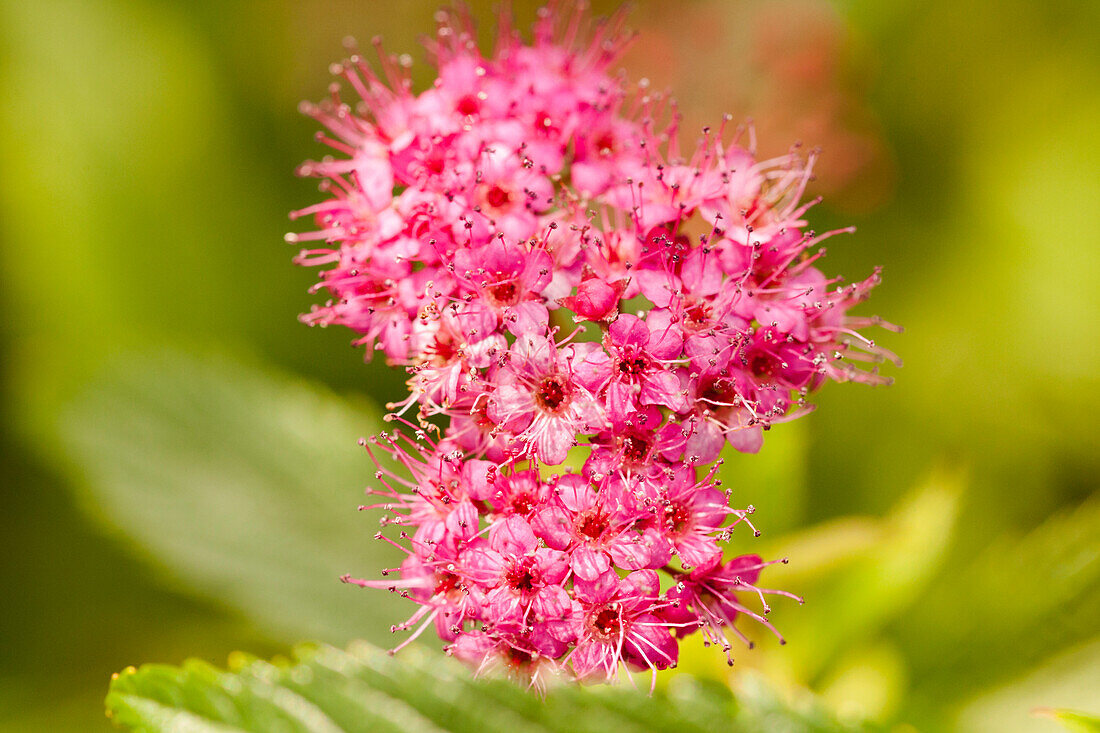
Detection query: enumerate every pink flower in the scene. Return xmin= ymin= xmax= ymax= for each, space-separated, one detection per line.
xmin=455 ymin=239 xmax=553 ymax=337
xmin=557 ymin=267 xmax=630 ymax=324
xmin=294 ymin=1 xmax=897 ymax=686
xmin=661 ymin=554 xmax=803 ymax=663
xmin=584 ymin=405 xmax=684 ymax=480
xmin=637 ymin=465 xmax=732 ymax=571
xmin=574 ymin=313 xmax=687 ymax=427
xmin=447 ymin=629 xmax=564 ymax=691
xmin=487 ymin=335 xmax=605 ymax=465
xmin=463 ymin=517 xmax=572 ymax=624
xmin=570 ymin=570 xmax=679 ymax=683
xmin=532 ymin=474 xmax=664 ymax=579
xmin=483 ymin=468 xmax=549 ymax=518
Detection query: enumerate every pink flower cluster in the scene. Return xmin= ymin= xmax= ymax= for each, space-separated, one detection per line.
xmin=291 ymin=4 xmax=898 ymax=688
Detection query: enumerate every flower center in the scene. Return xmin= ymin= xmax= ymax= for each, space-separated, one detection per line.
xmin=621 ymin=435 xmax=650 ymax=463
xmin=535 ymin=376 xmax=569 ymax=412
xmin=423 ymin=154 xmax=446 ymax=176
xmin=663 ymin=501 xmax=693 ymax=534
xmin=456 ymin=94 xmax=480 ymax=116
xmin=594 ymin=132 xmax=615 ymax=156
xmin=505 ymin=647 xmax=535 ymax=668
xmin=575 ymin=507 xmax=608 ymax=540
xmin=487 ymin=280 xmax=518 ymax=305
xmin=535 ymin=111 xmax=555 ymax=133
xmin=505 ymin=560 xmax=538 ymax=593
xmin=700 ymin=377 xmax=735 ymax=407
xmin=617 ymin=355 xmax=648 ymax=377
xmin=425 ymin=334 xmax=457 ymax=364
xmin=685 ymin=300 xmax=712 ymax=329
xmin=434 ymin=571 xmax=460 ymax=595
xmin=510 ymin=492 xmax=535 ymax=515
xmin=749 ymin=350 xmax=778 ymax=378
xmin=591 ymin=606 xmax=622 ymax=638
xmin=643 ymin=225 xmax=691 ymax=272
xmin=485 ymin=184 xmax=512 ymax=209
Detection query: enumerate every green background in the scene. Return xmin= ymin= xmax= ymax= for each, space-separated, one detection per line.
xmin=1 ymin=0 xmax=1097 ymax=730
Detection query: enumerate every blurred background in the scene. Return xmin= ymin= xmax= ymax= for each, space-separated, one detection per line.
xmin=1 ymin=0 xmax=1097 ymax=730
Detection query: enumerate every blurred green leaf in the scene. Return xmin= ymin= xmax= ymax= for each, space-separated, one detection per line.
xmin=61 ymin=349 xmax=407 ymax=646
xmin=719 ymin=421 xmax=809 ymax=538
xmin=954 ymin=634 xmax=1100 ymax=732
xmin=756 ymin=516 xmax=883 ymax=586
xmin=1035 ymin=709 xmax=1100 ymax=733
xmin=816 ymin=642 xmax=907 ymax=723
xmin=0 ymin=0 xmax=241 ymax=422
xmin=0 ymin=0 xmax=406 ymax=447
xmin=900 ymin=495 xmax=1100 ymax=703
xmin=761 ymin=467 xmax=963 ymax=683
xmin=105 ymin=641 xmax=879 ymax=733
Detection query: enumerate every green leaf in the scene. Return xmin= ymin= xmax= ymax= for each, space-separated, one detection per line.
xmin=759 ymin=467 xmax=964 ymax=683
xmin=718 ymin=420 xmax=809 ymax=539
xmin=61 ymin=349 xmax=408 ymax=646
xmin=954 ymin=637 xmax=1100 ymax=733
xmin=105 ymin=642 xmax=879 ymax=733
xmin=1035 ymin=708 xmax=1100 ymax=733
xmin=901 ymin=495 xmax=1100 ymax=702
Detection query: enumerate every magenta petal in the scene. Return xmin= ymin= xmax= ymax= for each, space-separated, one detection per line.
xmin=675 ymin=533 xmax=721 ymax=571
xmin=448 ymin=631 xmax=496 ymax=666
xmin=573 ymin=568 xmax=619 ymax=604
xmin=534 ymin=417 xmax=574 ymax=465
xmin=531 ymin=506 xmax=572 ymax=550
xmin=641 ymin=530 xmax=674 ymax=569
xmin=645 ymin=313 xmax=683 ymax=359
xmin=522 ymin=249 xmax=555 ymax=292
xmin=635 ymin=268 xmax=675 ymax=308
xmin=571 ymin=546 xmax=611 ymax=582
xmin=727 ymin=424 xmax=764 ymax=454
xmin=353 ymin=148 xmax=394 ymax=210
xmin=684 ymin=421 xmax=725 ymax=463
xmin=692 ymin=486 xmax=730 ymax=527
xmin=498 ymin=209 xmax=538 ymax=244
xmin=544 ymin=610 xmax=582 ymax=644
xmin=536 ymin=548 xmax=570 ymax=584
xmin=571 ymin=161 xmax=610 ymax=197
xmin=621 ymin=570 xmax=661 ymax=600
xmin=455 ymin=301 xmax=498 ymax=340
xmin=554 ymin=474 xmax=595 ymax=513
xmin=532 ymin=585 xmax=571 ymax=620
xmin=507 ymin=301 xmax=549 ymax=336
xmin=528 ymin=624 xmax=569 ymax=657
xmin=608 ymin=313 xmax=648 ymax=346
xmin=718 ymin=553 xmax=765 ymax=586
xmin=640 ymin=370 xmax=686 ymax=412
xmin=461 ymin=459 xmax=497 ymax=501
xmin=490 ymin=515 xmax=538 ymax=555
xmin=444 ymin=500 xmax=479 ymax=540
xmin=680 ymin=249 xmax=723 ymax=295
xmin=462 ymin=542 xmax=503 ymax=576
xmin=607 ymin=536 xmax=652 ymax=571
xmin=571 ymin=639 xmax=613 ymax=680
xmin=487 ymin=384 xmax=534 ymax=430
xmin=486 ymin=586 xmax=520 ymax=620
xmin=624 ymin=616 xmax=678 ymax=669
xmin=605 ymin=381 xmax=636 ymax=429
xmin=572 ymin=348 xmax=612 ymax=391
xmin=511 ymin=333 xmax=554 ymax=374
